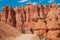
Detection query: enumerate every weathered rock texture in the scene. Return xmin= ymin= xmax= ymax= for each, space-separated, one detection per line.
xmin=0 ymin=3 xmax=60 ymax=40
xmin=0 ymin=21 xmax=40 ymax=40
xmin=0 ymin=21 xmax=21 ymax=40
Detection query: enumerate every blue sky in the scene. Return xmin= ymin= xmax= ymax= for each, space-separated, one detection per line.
xmin=0 ymin=0 xmax=60 ymax=11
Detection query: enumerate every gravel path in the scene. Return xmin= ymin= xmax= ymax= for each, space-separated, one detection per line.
xmin=15 ymin=34 xmax=40 ymax=40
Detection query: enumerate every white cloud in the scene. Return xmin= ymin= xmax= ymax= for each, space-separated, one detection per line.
xmin=18 ymin=0 xmax=27 ymax=3
xmin=48 ymin=0 xmax=54 ymax=3
xmin=32 ymin=2 xmax=37 ymax=5
xmin=57 ymin=3 xmax=60 ymax=5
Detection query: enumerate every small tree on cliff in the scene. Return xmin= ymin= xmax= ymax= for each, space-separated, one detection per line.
xmin=30 ymin=28 xmax=33 ymax=34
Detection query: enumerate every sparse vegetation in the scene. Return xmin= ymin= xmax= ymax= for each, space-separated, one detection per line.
xmin=30 ymin=28 xmax=33 ymax=34
xmin=22 ymin=30 xmax=25 ymax=34
xmin=37 ymin=34 xmax=48 ymax=40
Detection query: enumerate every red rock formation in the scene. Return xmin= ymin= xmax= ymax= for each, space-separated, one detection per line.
xmin=47 ymin=30 xmax=60 ymax=40
xmin=25 ymin=3 xmax=31 ymax=22
xmin=56 ymin=8 xmax=60 ymax=28
xmin=46 ymin=8 xmax=59 ymax=29
xmin=0 ymin=3 xmax=60 ymax=40
xmin=0 ymin=12 xmax=1 ymax=21
xmin=0 ymin=21 xmax=21 ymax=40
xmin=1 ymin=5 xmax=8 ymax=22
xmin=15 ymin=7 xmax=22 ymax=29
xmin=38 ymin=4 xmax=44 ymax=18
xmin=44 ymin=5 xmax=51 ymax=14
xmin=7 ymin=6 xmax=16 ymax=27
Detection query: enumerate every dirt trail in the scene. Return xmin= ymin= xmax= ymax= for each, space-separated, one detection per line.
xmin=0 ymin=21 xmax=40 ymax=40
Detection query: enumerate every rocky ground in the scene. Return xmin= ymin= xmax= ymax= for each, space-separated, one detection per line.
xmin=15 ymin=34 xmax=40 ymax=40
xmin=0 ymin=21 xmax=20 ymax=40
xmin=0 ymin=21 xmax=40 ymax=40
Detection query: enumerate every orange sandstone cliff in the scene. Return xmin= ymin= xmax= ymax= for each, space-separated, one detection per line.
xmin=0 ymin=3 xmax=60 ymax=40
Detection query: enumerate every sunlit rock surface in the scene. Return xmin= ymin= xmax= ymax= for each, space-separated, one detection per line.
xmin=0 ymin=3 xmax=60 ymax=40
